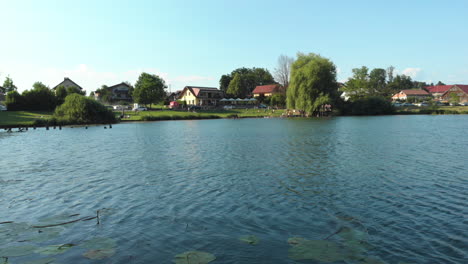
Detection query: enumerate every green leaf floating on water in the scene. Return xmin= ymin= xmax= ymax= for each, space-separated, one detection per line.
xmin=239 ymin=235 xmax=259 ymax=245
xmin=23 ymin=257 xmax=57 ymax=264
xmin=173 ymin=251 xmax=216 ymax=264
xmin=80 ymin=237 xmax=117 ymax=249
xmin=337 ymin=226 xmax=367 ymax=241
xmin=27 ymin=228 xmax=64 ymax=243
xmin=34 ymin=244 xmax=75 ymax=255
xmin=0 ymin=245 xmax=38 ymax=257
xmin=288 ymin=239 xmax=346 ymax=262
xmin=83 ymin=248 xmax=116 ymax=260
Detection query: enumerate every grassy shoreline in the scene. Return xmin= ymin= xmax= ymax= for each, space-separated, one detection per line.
xmin=1 ymin=106 xmax=468 ymax=128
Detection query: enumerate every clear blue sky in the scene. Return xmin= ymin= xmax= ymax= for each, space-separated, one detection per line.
xmin=1 ymin=0 xmax=467 ymax=93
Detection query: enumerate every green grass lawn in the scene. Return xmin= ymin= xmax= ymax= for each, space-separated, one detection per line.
xmin=396 ymin=105 xmax=468 ymax=114
xmin=0 ymin=111 xmax=53 ymax=127
xmin=117 ymin=108 xmax=286 ymax=121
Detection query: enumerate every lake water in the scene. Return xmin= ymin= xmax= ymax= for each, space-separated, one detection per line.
xmin=0 ymin=116 xmax=467 ymax=263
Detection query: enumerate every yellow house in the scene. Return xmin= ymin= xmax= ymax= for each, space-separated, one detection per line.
xmin=178 ymin=86 xmax=223 ymax=106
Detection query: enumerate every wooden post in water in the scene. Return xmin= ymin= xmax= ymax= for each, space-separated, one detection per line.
xmin=109 ymin=124 xmax=112 ymax=129
xmin=59 ymin=125 xmax=62 ymax=130
xmin=46 ymin=126 xmax=49 ymax=130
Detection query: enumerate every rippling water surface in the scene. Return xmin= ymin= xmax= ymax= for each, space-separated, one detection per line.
xmin=1 ymin=115 xmax=467 ymax=263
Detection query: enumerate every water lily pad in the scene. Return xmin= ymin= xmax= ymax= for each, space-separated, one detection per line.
xmin=239 ymin=235 xmax=259 ymax=245
xmin=34 ymin=244 xmax=75 ymax=255
xmin=23 ymin=257 xmax=57 ymax=264
xmin=338 ymin=227 xmax=367 ymax=241
xmin=0 ymin=245 xmax=38 ymax=257
xmin=173 ymin=251 xmax=216 ymax=264
xmin=27 ymin=228 xmax=63 ymax=243
xmin=288 ymin=239 xmax=345 ymax=262
xmin=83 ymin=248 xmax=116 ymax=260
xmin=80 ymin=237 xmax=116 ymax=249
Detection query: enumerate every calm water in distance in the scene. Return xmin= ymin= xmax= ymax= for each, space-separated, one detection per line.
xmin=1 ymin=115 xmax=467 ymax=263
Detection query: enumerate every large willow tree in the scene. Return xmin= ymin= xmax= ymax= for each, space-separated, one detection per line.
xmin=286 ymin=53 xmax=338 ymax=114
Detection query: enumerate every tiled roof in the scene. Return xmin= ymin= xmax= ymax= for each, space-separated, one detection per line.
xmin=426 ymin=85 xmax=468 ymax=94
xmin=425 ymin=85 xmax=452 ymax=93
xmin=252 ymin=84 xmax=281 ymax=94
xmin=401 ymin=89 xmax=430 ymax=95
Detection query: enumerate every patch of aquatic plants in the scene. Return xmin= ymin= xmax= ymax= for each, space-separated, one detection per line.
xmin=0 ymin=209 xmax=117 ymax=263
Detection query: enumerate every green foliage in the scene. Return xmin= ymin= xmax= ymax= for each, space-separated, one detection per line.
xmin=219 ymin=67 xmax=275 ymax=97
xmin=226 ymin=73 xmax=244 ymax=98
xmin=133 ymin=72 xmax=167 ymax=105
xmin=22 ymin=82 xmax=57 ymax=111
xmin=3 ymin=76 xmax=17 ymax=92
xmin=219 ymin=74 xmax=232 ymax=92
xmin=95 ymin=85 xmax=112 ymax=103
xmin=54 ymin=94 xmax=116 ymax=124
xmin=270 ymin=93 xmax=286 ymax=107
xmin=286 ymin=52 xmax=338 ymax=114
xmin=344 ymin=96 xmax=395 ymax=115
xmin=5 ymin=90 xmax=24 ymax=110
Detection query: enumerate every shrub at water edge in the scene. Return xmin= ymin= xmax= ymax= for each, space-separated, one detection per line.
xmin=53 ymin=94 xmax=116 ymax=124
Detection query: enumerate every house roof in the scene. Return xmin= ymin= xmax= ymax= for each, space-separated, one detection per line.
xmin=400 ymin=89 xmax=430 ymax=95
xmin=52 ymin=77 xmax=83 ymax=90
xmin=179 ymin=86 xmax=221 ymax=98
xmin=252 ymin=84 xmax=282 ymax=94
xmin=107 ymin=82 xmax=131 ymax=90
xmin=426 ymin=84 xmax=468 ymax=94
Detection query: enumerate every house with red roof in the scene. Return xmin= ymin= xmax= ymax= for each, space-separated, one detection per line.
xmin=252 ymin=84 xmax=283 ymax=97
xmin=178 ymin=86 xmax=223 ymax=106
xmin=391 ymin=90 xmax=430 ymax=101
xmin=440 ymin=85 xmax=468 ymax=103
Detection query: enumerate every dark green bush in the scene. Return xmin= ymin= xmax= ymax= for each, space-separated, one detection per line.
xmin=343 ymin=96 xmax=395 ymax=115
xmin=54 ymin=94 xmax=116 ymax=124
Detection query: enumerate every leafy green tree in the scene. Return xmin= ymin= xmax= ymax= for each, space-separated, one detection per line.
xmin=342 ymin=66 xmax=370 ymax=100
xmin=270 ymin=93 xmax=286 ymax=108
xmin=219 ymin=74 xmax=232 ymax=92
xmin=54 ymin=94 xmax=116 ymax=124
xmin=21 ymin=82 xmax=57 ymax=110
xmin=219 ymin=67 xmax=275 ymax=97
xmin=436 ymin=81 xmax=445 ymax=85
xmin=133 ymin=72 xmax=167 ymax=106
xmin=55 ymin=85 xmax=68 ymax=105
xmin=387 ymin=74 xmax=413 ymax=92
xmin=95 ymin=85 xmax=112 ymax=103
xmin=3 ymin=76 xmax=17 ymax=92
xmin=286 ymin=53 xmax=338 ymax=115
xmin=369 ymin=68 xmax=386 ymax=93
xmin=5 ymin=90 xmax=24 ymax=110
xmin=226 ymin=73 xmax=243 ymax=98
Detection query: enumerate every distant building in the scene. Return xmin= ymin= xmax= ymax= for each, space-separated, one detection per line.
xmin=167 ymin=90 xmax=182 ymax=101
xmin=440 ymin=85 xmax=468 ymax=103
xmin=252 ymin=84 xmax=283 ymax=97
xmin=107 ymin=82 xmax=132 ymax=101
xmin=52 ymin=77 xmax=83 ymax=91
xmin=425 ymin=85 xmax=454 ymax=99
xmin=178 ymin=86 xmax=223 ymax=106
xmin=392 ymin=90 xmax=431 ymax=101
